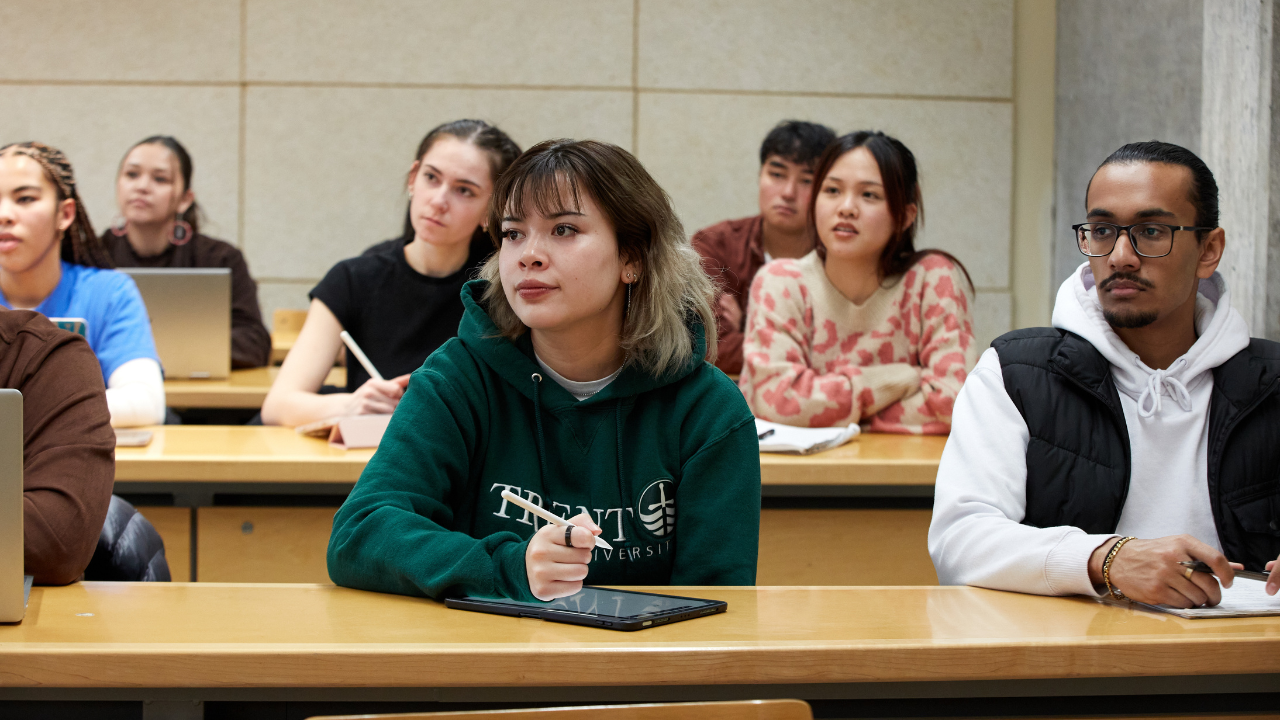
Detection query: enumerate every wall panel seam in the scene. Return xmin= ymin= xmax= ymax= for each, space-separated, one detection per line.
xmin=242 ymin=81 xmax=634 ymax=92
xmin=1008 ymin=0 xmax=1020 ymax=301
xmin=237 ymin=0 xmax=248 ymax=250
xmin=0 ymin=80 xmax=240 ymax=87
xmin=636 ymin=88 xmax=1013 ymax=104
xmin=0 ymin=80 xmax=1014 ymax=105
xmin=632 ymin=0 xmax=640 ymax=154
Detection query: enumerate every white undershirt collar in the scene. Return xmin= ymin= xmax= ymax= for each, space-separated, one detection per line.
xmin=534 ymin=353 xmax=623 ymax=401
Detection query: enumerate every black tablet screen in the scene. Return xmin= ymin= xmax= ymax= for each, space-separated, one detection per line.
xmin=471 ymin=588 xmax=716 ymax=619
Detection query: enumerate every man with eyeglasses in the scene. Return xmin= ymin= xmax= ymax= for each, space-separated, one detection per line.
xmin=929 ymin=140 xmax=1280 ymax=607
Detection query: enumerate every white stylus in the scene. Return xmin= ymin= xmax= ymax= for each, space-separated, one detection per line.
xmin=339 ymin=331 xmax=383 ymax=382
xmin=500 ymin=490 xmax=613 ymax=550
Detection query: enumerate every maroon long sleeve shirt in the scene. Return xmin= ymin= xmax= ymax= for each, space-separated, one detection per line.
xmin=691 ymin=215 xmax=767 ymax=375
xmin=0 ymin=310 xmax=114 ymax=584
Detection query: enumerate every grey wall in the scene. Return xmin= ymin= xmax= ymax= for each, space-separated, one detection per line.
xmin=1053 ymin=0 xmax=1203 ymax=290
xmin=1270 ymin=0 xmax=1280 ymax=340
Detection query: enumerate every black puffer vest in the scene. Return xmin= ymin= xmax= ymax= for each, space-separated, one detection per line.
xmin=993 ymin=328 xmax=1280 ymax=571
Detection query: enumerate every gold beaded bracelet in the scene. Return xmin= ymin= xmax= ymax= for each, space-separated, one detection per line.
xmin=1102 ymin=536 xmax=1136 ymax=600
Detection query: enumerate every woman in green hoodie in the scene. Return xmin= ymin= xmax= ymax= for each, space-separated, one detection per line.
xmin=328 ymin=139 xmax=761 ymax=602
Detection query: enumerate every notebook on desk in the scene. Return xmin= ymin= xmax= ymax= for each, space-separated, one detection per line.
xmin=755 ymin=418 xmax=859 ymax=454
xmin=0 ymin=389 xmax=31 ymax=622
xmin=121 ymin=268 xmax=231 ymax=379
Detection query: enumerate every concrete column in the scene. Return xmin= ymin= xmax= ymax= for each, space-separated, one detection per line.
xmin=1200 ymin=0 xmax=1274 ymax=336
xmin=1053 ymin=0 xmax=1203 ymax=294
xmin=1269 ymin=0 xmax=1280 ymax=340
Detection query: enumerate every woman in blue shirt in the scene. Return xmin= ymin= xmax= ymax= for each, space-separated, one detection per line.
xmin=0 ymin=142 xmax=163 ymax=427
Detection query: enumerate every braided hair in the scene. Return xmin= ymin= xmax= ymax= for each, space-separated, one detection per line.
xmin=0 ymin=142 xmax=114 ymax=269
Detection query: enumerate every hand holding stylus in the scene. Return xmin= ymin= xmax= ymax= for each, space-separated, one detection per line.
xmin=525 ymin=511 xmax=603 ymax=601
xmin=501 ymin=490 xmax=609 ymax=601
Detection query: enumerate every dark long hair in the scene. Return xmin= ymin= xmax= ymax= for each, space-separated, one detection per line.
xmin=0 ymin=142 xmax=113 ymax=269
xmin=126 ymin=135 xmax=201 ymax=236
xmin=402 ymin=119 xmax=522 ymax=243
xmin=810 ymin=131 xmax=972 ymax=288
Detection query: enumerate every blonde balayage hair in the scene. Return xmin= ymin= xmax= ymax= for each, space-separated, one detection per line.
xmin=481 ymin=139 xmax=717 ymax=377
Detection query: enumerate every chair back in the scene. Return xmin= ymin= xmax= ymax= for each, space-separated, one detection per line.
xmin=272 ymin=308 xmax=309 ymax=334
xmin=307 ymin=699 xmax=813 ymax=720
xmin=83 ymin=495 xmax=171 ymax=582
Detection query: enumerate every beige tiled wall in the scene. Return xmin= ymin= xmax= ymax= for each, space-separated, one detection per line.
xmin=0 ymin=0 xmax=1020 ymax=346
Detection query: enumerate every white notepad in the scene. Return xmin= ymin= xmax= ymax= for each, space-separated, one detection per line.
xmin=1119 ymin=577 xmax=1280 ymax=618
xmin=754 ymin=419 xmax=860 ymax=455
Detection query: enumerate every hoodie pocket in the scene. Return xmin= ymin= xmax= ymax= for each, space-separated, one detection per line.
xmin=1230 ymin=490 xmax=1280 ymax=534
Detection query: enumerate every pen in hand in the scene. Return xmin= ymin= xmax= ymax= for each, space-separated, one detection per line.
xmin=1178 ymin=560 xmax=1269 ymax=583
xmin=340 ymin=331 xmax=383 ymax=382
xmin=500 ymin=490 xmax=613 ymax=550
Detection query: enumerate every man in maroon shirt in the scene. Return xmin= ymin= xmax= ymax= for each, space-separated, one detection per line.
xmin=693 ymin=120 xmax=836 ymax=374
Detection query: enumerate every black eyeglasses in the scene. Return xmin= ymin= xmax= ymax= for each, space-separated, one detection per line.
xmin=1072 ymin=222 xmax=1214 ymax=258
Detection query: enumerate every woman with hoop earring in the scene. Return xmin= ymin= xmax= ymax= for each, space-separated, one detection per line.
xmin=103 ymin=136 xmax=272 ymax=369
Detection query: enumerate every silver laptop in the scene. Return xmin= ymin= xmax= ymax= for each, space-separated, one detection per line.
xmin=122 ymin=268 xmax=232 ymax=380
xmin=0 ymin=389 xmax=29 ymax=622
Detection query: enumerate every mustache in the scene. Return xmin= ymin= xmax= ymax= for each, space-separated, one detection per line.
xmin=1099 ymin=272 xmax=1155 ymax=291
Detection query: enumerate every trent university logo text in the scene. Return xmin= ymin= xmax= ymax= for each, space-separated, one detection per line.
xmin=637 ymin=479 xmax=676 ymax=538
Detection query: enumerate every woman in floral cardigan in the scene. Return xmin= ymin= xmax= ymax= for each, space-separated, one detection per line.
xmin=740 ymin=131 xmax=976 ymax=434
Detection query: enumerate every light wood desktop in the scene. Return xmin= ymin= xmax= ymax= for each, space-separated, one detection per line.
xmin=116 ymin=425 xmax=373 ymax=482
xmin=311 ymin=700 xmax=813 ymax=720
xmin=116 ymin=426 xmax=939 ymax=485
xmin=2 ymin=583 xmax=1277 ymax=705
xmin=118 ymin=428 xmax=941 ymax=586
xmin=164 ymin=366 xmax=345 ymax=409
xmin=759 ymin=434 xmax=944 ymax=490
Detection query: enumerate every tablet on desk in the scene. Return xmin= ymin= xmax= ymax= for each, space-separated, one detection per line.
xmin=445 ymin=587 xmax=727 ymax=631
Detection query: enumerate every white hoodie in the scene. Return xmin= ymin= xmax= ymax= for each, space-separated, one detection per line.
xmin=928 ymin=263 xmax=1251 ymax=595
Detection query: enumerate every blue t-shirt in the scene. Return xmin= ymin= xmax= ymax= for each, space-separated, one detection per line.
xmin=0 ymin=262 xmax=160 ymax=382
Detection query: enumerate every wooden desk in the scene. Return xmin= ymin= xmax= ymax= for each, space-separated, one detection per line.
xmin=116 ymin=425 xmax=372 ymax=483
xmin=760 ymin=434 xmax=943 ymax=495
xmin=116 ymin=428 xmax=942 ymax=586
xmin=164 ymin=367 xmax=345 ymax=409
xmin=1 ymin=583 xmax=1277 ymax=711
xmin=117 ymin=426 xmax=938 ymax=488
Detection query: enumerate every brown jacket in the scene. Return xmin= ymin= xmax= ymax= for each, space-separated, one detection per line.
xmin=691 ymin=216 xmax=766 ymax=374
xmin=103 ymin=232 xmax=272 ymax=368
xmin=0 ymin=311 xmax=114 ymax=584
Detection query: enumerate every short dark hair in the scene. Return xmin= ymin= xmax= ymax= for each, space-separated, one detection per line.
xmin=1093 ymin=140 xmax=1220 ymax=233
xmin=759 ymin=120 xmax=837 ymax=168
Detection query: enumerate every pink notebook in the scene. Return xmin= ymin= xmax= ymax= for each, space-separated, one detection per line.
xmin=296 ymin=414 xmax=393 ymax=449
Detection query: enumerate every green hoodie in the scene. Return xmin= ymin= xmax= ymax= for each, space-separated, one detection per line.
xmin=328 ymin=279 xmax=760 ymax=601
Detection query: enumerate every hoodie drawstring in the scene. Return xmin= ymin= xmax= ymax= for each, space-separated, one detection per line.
xmin=531 ymin=373 xmax=548 ymax=486
xmin=529 ymin=375 xmax=632 ymax=577
xmin=1136 ymin=357 xmax=1193 ymax=418
xmin=615 ymin=401 xmax=631 ymax=581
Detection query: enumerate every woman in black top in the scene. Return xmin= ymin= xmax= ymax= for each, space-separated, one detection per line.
xmin=262 ymin=120 xmax=520 ymax=427
xmin=103 ymin=136 xmax=272 ymax=368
